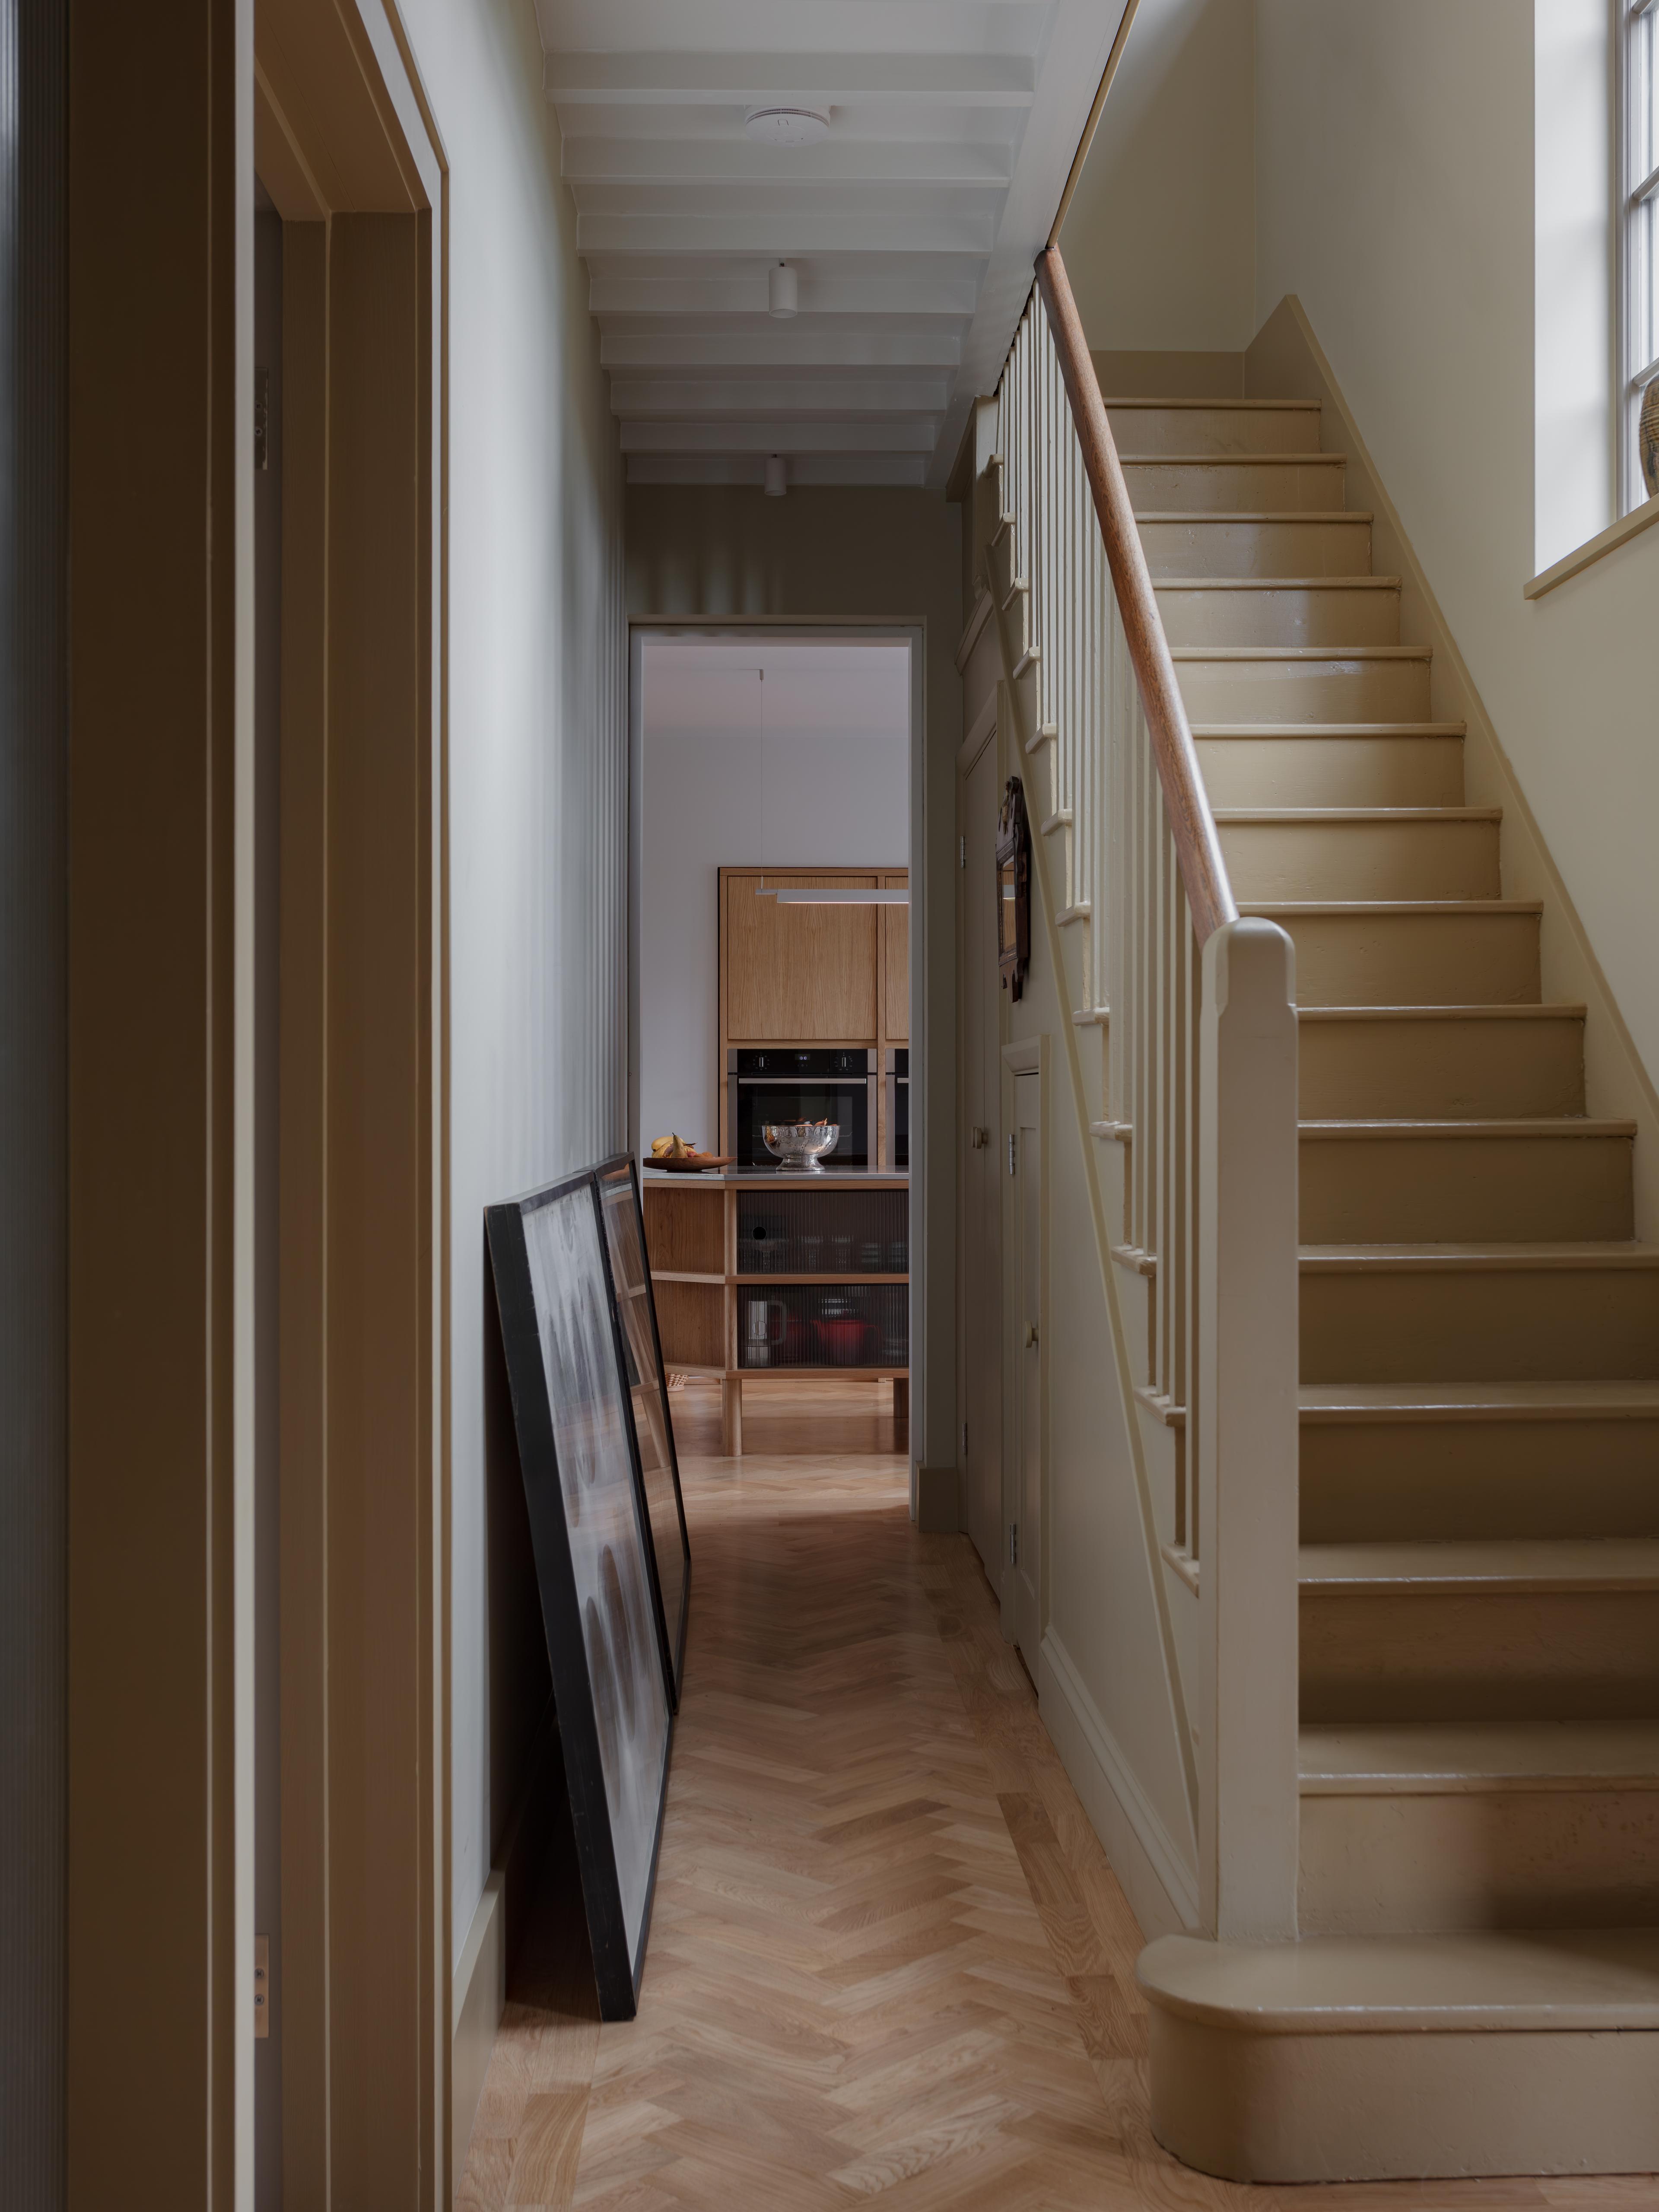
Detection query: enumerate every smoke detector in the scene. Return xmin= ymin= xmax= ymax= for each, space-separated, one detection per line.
xmin=744 ymin=106 xmax=830 ymax=149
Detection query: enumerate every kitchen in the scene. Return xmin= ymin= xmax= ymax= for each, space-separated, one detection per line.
xmin=635 ymin=636 xmax=913 ymax=1458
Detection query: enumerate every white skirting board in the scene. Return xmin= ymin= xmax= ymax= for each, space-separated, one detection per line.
xmin=451 ymin=1698 xmax=565 ymax=2191
xmin=1039 ymin=1629 xmax=1199 ymax=1939
xmin=451 ymin=1871 xmax=506 ymax=2193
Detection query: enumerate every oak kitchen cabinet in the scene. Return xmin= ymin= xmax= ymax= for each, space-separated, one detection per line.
xmin=722 ymin=870 xmax=879 ymax=1041
xmin=718 ymin=864 xmax=910 ymax=1161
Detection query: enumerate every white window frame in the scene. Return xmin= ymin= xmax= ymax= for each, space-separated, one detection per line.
xmin=1618 ymin=0 xmax=1659 ymax=509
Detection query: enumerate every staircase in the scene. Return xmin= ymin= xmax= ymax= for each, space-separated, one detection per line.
xmin=1124 ymin=386 xmax=1659 ymax=2177
xmin=984 ymin=289 xmax=1659 ymax=2181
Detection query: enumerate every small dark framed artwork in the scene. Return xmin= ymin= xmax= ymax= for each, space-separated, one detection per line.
xmin=996 ymin=773 xmax=1032 ymax=1000
xmin=596 ymin=1152 xmax=691 ymax=1706
xmin=486 ymin=1170 xmax=673 ymax=2019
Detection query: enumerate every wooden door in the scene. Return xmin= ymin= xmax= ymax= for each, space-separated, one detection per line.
xmin=960 ymin=742 xmax=1002 ymax=1579
xmin=1009 ymin=1076 xmax=1042 ymax=1662
xmin=881 ymin=871 xmax=908 ymax=1042
xmin=725 ymin=871 xmax=877 ymax=1040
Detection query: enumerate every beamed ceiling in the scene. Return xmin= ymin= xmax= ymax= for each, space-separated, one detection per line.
xmin=534 ymin=0 xmax=1131 ymax=490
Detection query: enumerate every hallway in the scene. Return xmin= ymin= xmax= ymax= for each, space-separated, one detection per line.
xmin=455 ymin=1391 xmax=1636 ymax=2210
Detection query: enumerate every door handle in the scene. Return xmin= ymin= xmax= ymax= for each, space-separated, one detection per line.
xmin=1023 ymin=1320 xmax=1038 ymax=1349
xmin=970 ymin=1124 xmax=988 ymax=1149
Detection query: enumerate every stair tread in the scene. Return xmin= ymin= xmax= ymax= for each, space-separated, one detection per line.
xmin=1300 ymin=1719 xmax=1659 ymax=1792
xmin=1216 ymin=807 xmax=1498 ymax=822
xmin=1244 ymin=898 xmax=1542 ymax=915
xmin=1104 ymin=396 xmax=1318 ymax=409
xmin=1173 ymin=645 xmax=1430 ymax=661
xmin=1301 ymin=1240 xmax=1659 ymax=1269
xmin=1299 ymin=1536 xmax=1659 ymax=1591
xmin=1298 ymin=1117 xmax=1634 ymax=1138
xmin=1138 ymin=1927 xmax=1659 ymax=2031
xmin=1158 ymin=574 xmax=1401 ymax=590
xmin=1300 ymin=1378 xmax=1659 ymax=1418
xmin=1137 ymin=509 xmax=1372 ymax=522
xmin=1123 ymin=451 xmax=1342 ymax=463
xmin=1194 ymin=721 xmax=1465 ymax=736
xmin=1298 ymin=1004 xmax=1585 ymax=1021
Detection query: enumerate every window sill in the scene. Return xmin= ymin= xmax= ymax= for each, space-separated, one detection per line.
xmin=1526 ymin=494 xmax=1659 ymax=599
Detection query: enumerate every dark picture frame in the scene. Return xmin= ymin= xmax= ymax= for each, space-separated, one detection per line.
xmin=996 ymin=773 xmax=1032 ymax=1001
xmin=485 ymin=1169 xmax=673 ymax=2019
xmin=596 ymin=1152 xmax=692 ymax=1707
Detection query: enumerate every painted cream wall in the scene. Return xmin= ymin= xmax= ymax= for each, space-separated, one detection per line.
xmin=1255 ymin=1 xmax=1659 ymax=1103
xmin=639 ymin=642 xmax=909 ymax=1154
xmin=396 ymin=0 xmax=627 ymax=1965
xmin=1057 ymin=0 xmax=1255 ymax=352
xmin=627 ymin=484 xmax=960 ymax=1477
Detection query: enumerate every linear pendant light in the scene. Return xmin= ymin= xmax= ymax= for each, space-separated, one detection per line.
xmin=756 ymin=882 xmax=908 ymax=905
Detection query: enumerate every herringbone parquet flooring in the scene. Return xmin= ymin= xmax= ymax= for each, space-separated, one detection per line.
xmin=458 ymin=1381 xmax=1646 ymax=2212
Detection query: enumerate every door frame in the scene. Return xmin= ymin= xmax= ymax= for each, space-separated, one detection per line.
xmin=65 ymin=0 xmax=452 ymax=2201
xmin=628 ymin=620 xmax=928 ymax=1489
xmin=1001 ymin=1035 xmax=1046 ymax=1656
xmin=954 ymin=689 xmax=1000 ymax=1573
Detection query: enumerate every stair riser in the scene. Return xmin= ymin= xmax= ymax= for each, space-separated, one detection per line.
xmin=1160 ymin=585 xmax=1402 ymax=647
xmin=1300 ymin=1791 xmax=1659 ymax=1934
xmin=1223 ymin=820 xmax=1498 ymax=903
xmin=1300 ymin=1589 xmax=1659 ymax=1722
xmin=1105 ymin=403 xmax=1322 ymax=455
xmin=1139 ymin=516 xmax=1372 ymax=578
xmin=1300 ymin=1016 xmax=1585 ymax=1119
xmin=1147 ymin=2008 xmax=1659 ymax=2183
xmin=1197 ymin=734 xmax=1464 ymax=808
xmin=1302 ymin=1417 xmax=1659 ymax=1541
xmin=1177 ymin=658 xmax=1431 ymax=722
xmin=1301 ymin=1266 xmax=1659 ymax=1382
xmin=1300 ymin=1133 xmax=1633 ymax=1244
xmin=1268 ymin=909 xmax=1540 ymax=1007
xmin=1125 ymin=459 xmax=1347 ymax=512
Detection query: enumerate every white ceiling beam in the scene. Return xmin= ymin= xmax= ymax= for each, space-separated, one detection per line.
xmin=588 ymin=274 xmax=979 ymax=317
xmin=609 ymin=375 xmax=952 ymax=417
xmin=620 ymin=418 xmax=940 ymax=454
xmin=543 ymin=51 xmax=1036 ymax=106
xmin=625 ymin=453 xmax=929 ymax=489
xmin=598 ymin=327 xmax=963 ymax=369
xmin=561 ymin=137 xmax=1014 ymax=188
xmin=576 ymin=210 xmax=996 ymax=255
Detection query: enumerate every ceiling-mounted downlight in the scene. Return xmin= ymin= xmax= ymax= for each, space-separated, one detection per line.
xmin=767 ymin=261 xmax=798 ymax=320
xmin=764 ymin=455 xmax=787 ymax=498
xmin=744 ymin=106 xmax=830 ymax=149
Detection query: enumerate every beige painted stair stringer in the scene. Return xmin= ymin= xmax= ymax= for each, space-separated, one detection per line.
xmin=978 ymin=457 xmax=1205 ymax=1894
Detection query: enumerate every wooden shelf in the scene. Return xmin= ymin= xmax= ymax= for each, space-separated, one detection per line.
xmin=735 ymin=1271 xmax=909 ymax=1286
xmin=734 ymin=1366 xmax=909 ymax=1382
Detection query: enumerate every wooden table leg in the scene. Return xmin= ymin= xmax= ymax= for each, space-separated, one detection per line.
xmin=721 ymin=1374 xmax=743 ymax=1457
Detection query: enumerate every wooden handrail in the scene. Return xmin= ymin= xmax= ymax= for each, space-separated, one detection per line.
xmin=1033 ymin=245 xmax=1238 ymax=945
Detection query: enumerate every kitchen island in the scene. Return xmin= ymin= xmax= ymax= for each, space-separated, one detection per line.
xmin=642 ymin=1166 xmax=908 ymax=1456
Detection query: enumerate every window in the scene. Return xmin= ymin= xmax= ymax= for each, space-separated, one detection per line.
xmin=1619 ymin=0 xmax=1659 ymax=508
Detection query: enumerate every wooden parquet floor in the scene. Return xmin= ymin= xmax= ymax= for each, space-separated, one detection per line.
xmin=458 ymin=1389 xmax=1650 ymax=2211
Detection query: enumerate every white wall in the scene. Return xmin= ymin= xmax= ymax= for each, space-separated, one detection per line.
xmin=1058 ymin=0 xmax=1256 ymax=353
xmin=396 ymin=0 xmax=627 ymax=1967
xmin=639 ymin=639 xmax=909 ymax=1151
xmin=1256 ymin=0 xmax=1659 ymax=1101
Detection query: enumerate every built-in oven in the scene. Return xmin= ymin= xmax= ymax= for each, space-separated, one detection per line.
xmin=886 ymin=1049 xmax=909 ymax=1169
xmin=728 ymin=1048 xmax=876 ymax=1169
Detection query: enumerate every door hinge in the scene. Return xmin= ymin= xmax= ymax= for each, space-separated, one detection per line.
xmin=959 ymin=834 xmax=967 ymax=871
xmin=962 ymin=1419 xmax=969 ymax=1459
xmin=254 ymin=1936 xmax=270 ymax=2039
xmin=1008 ymin=1521 xmax=1019 ymax=1567
xmin=254 ymin=367 xmax=270 ymax=472
xmin=1007 ymin=1132 xmax=1017 ymax=1177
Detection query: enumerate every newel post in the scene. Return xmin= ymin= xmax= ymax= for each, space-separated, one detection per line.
xmin=1196 ymin=915 xmax=1300 ymax=1939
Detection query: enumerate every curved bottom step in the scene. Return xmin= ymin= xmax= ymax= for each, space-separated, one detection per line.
xmin=1138 ymin=1927 xmax=1659 ymax=2181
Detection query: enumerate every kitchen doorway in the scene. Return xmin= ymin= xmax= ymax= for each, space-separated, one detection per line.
xmin=630 ymin=628 xmax=922 ymax=1465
